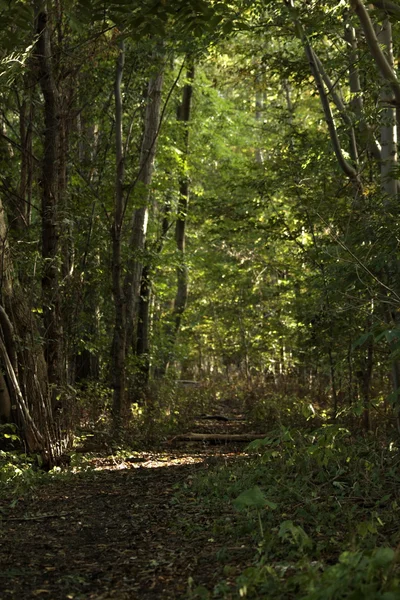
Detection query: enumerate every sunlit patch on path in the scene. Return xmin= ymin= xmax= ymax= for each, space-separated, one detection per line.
xmin=0 ymin=421 xmax=253 ymax=599
xmin=93 ymin=450 xmax=247 ymax=471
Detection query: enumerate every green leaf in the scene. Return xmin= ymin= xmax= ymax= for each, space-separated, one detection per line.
xmin=233 ymin=486 xmax=276 ymax=511
xmin=193 ymin=585 xmax=210 ymax=599
xmin=353 ymin=332 xmax=372 ymax=349
xmin=246 ymin=436 xmax=274 ymax=451
xmin=278 ymin=520 xmax=312 ymax=549
xmin=371 ymin=547 xmax=395 ymax=568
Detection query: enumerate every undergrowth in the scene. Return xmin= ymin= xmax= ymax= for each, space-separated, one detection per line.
xmin=183 ymin=424 xmax=400 ymax=599
xmin=2 ymin=383 xmax=400 ymax=599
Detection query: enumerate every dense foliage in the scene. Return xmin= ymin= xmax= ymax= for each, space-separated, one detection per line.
xmin=0 ymin=0 xmax=398 ymax=440
xmin=1 ymin=0 xmax=400 ymax=596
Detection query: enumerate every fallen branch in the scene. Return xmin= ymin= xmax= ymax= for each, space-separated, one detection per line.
xmin=198 ymin=414 xmax=230 ymax=422
xmin=197 ymin=415 xmax=247 ymax=422
xmin=171 ymin=433 xmax=267 ymax=444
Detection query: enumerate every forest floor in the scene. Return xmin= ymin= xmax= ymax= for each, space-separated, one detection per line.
xmin=0 ymin=412 xmax=260 ymax=599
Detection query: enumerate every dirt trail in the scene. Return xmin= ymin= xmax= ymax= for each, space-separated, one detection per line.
xmin=0 ymin=415 xmax=256 ymax=599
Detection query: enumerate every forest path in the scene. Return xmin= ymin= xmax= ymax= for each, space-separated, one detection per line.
xmin=0 ymin=413 xmax=256 ymax=599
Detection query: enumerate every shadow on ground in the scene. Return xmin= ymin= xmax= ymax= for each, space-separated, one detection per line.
xmin=0 ymin=446 xmax=252 ymax=599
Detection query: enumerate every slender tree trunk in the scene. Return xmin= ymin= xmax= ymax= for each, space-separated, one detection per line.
xmin=173 ymin=64 xmax=194 ymax=334
xmin=72 ymin=106 xmax=101 ymax=384
xmin=311 ymin=50 xmax=359 ymax=165
xmin=345 ymin=21 xmax=382 ymax=162
xmin=123 ymin=69 xmax=164 ymax=355
xmin=146 ymin=197 xmax=173 ymax=381
xmin=58 ymin=73 xmax=75 ymax=384
xmin=111 ymin=50 xmax=164 ymax=416
xmin=328 ymin=347 xmax=339 ymax=419
xmin=377 ymin=19 xmax=398 ymax=199
xmin=357 ymin=324 xmax=374 ymax=431
xmin=59 ymin=93 xmax=73 ymax=279
xmin=351 ymin=0 xmax=400 ymax=106
xmin=120 ymin=67 xmax=164 ymax=400
xmin=111 ymin=39 xmax=126 ymax=426
xmin=36 ymin=6 xmax=62 ymax=397
xmin=157 ymin=65 xmax=194 ymax=378
xmin=376 ymin=20 xmax=400 ymax=429
xmin=132 ymin=193 xmax=172 ymax=386
xmin=135 ymin=264 xmax=151 ymax=395
xmin=255 ymin=73 xmax=264 ymax=164
xmin=16 ymin=79 xmax=34 ymax=231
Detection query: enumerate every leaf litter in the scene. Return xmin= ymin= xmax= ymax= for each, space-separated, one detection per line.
xmin=0 ymin=416 xmax=253 ymax=599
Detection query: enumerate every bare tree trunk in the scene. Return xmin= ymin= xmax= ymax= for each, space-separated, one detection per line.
xmin=111 ymin=50 xmax=164 ymax=418
xmin=0 ymin=3 xmax=70 ymax=463
xmin=134 ymin=263 xmax=151 ymax=396
xmin=36 ymin=6 xmax=62 ymax=397
xmin=123 ymin=69 xmax=164 ymax=355
xmin=117 ymin=67 xmax=165 ymax=403
xmin=157 ymin=65 xmax=194 ymax=378
xmin=255 ymin=73 xmax=264 ymax=164
xmin=351 ymin=0 xmax=400 ymax=106
xmin=344 ymin=21 xmax=382 ymax=162
xmin=357 ymin=318 xmax=374 ymax=431
xmin=0 ymin=195 xmax=61 ymax=464
xmin=16 ymin=78 xmax=34 ymax=231
xmin=72 ymin=105 xmax=101 ymax=384
xmin=111 ymin=39 xmax=126 ymax=426
xmin=59 ymin=94 xmax=73 ymax=280
xmin=375 ymin=19 xmax=400 ymax=429
xmin=328 ymin=347 xmax=339 ymax=418
xmin=173 ymin=64 xmax=194 ymax=335
xmin=377 ymin=19 xmax=398 ymax=199
xmin=144 ymin=197 xmax=172 ymax=381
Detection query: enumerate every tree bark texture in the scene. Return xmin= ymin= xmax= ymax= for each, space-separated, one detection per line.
xmin=351 ymin=0 xmax=400 ymax=105
xmin=344 ymin=21 xmax=382 ymax=162
xmin=123 ymin=68 xmax=164 ymax=353
xmin=377 ymin=19 xmax=398 ymax=199
xmin=16 ymin=78 xmax=34 ymax=231
xmin=0 ymin=193 xmax=61 ymax=464
xmin=139 ymin=196 xmax=171 ymax=382
xmin=173 ymin=64 xmax=194 ymax=335
xmin=111 ymin=39 xmax=126 ymax=424
xmin=36 ymin=6 xmax=62 ymax=395
xmin=134 ymin=264 xmax=151 ymax=398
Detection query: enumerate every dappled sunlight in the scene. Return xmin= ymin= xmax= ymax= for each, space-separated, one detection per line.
xmin=2 ymin=0 xmax=400 ymax=597
xmin=94 ymin=453 xmax=205 ymax=471
xmin=92 ymin=450 xmax=248 ymax=471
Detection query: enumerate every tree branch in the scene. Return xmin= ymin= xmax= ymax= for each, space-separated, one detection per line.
xmin=285 ymin=0 xmax=359 ymax=181
xmin=313 ymin=51 xmax=359 ymax=164
xmin=351 ymin=0 xmax=400 ymax=104
xmin=371 ymin=0 xmax=400 ymax=21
